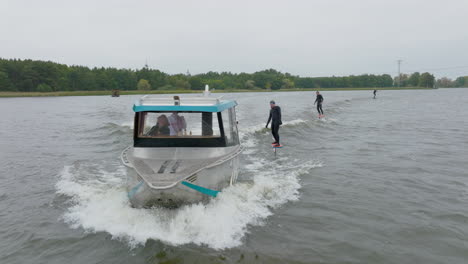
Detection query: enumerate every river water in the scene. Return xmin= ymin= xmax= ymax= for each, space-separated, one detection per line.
xmin=1 ymin=89 xmax=467 ymax=264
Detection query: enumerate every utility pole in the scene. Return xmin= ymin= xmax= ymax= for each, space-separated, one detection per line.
xmin=397 ymin=60 xmax=402 ymax=87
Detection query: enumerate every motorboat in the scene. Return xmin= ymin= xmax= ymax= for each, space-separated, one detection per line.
xmin=121 ymin=87 xmax=243 ymax=208
xmin=111 ymin=89 xmax=120 ymax=97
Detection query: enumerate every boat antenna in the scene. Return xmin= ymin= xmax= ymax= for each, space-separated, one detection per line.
xmin=203 ymin=84 xmax=211 ymax=97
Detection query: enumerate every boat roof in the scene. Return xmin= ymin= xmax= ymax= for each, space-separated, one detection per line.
xmin=133 ymin=95 xmax=237 ymax=112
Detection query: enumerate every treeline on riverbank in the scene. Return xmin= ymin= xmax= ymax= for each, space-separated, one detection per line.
xmin=0 ymin=87 xmax=437 ymax=98
xmin=0 ymin=58 xmax=466 ymax=92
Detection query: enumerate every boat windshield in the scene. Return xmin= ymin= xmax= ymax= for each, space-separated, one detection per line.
xmin=137 ymin=112 xmax=221 ymax=138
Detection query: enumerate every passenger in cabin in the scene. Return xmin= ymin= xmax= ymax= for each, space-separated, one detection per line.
xmin=168 ymin=112 xmax=186 ymax=136
xmin=147 ymin=115 xmax=170 ymax=136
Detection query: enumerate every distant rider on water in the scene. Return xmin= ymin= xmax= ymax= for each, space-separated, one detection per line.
xmin=314 ymin=91 xmax=324 ymax=117
xmin=266 ymin=100 xmax=282 ymax=146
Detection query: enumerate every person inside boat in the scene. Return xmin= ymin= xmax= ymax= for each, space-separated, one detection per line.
xmin=169 ymin=112 xmax=187 ymax=136
xmin=147 ymin=114 xmax=170 ymax=136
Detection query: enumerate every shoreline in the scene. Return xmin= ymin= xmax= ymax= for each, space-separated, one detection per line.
xmin=0 ymin=87 xmax=436 ymax=98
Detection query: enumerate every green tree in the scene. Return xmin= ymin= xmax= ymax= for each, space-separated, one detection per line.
xmin=408 ymin=72 xmax=420 ymax=87
xmin=137 ymin=79 xmax=151 ymax=90
xmin=19 ymin=79 xmax=34 ymax=92
xmin=380 ymin=74 xmax=393 ymax=87
xmin=0 ymin=58 xmax=437 ymax=92
xmin=455 ymin=76 xmax=468 ymax=87
xmin=0 ymin=71 xmax=14 ymax=91
xmin=37 ymin=83 xmax=53 ymax=92
xmin=137 ymin=64 xmax=151 ymax=82
xmin=244 ymin=80 xmax=255 ymax=89
xmin=189 ymin=76 xmax=204 ymax=90
xmin=174 ymin=79 xmax=191 ymax=90
xmin=281 ymin=79 xmax=294 ymax=89
xmin=294 ymin=77 xmax=316 ymax=88
xmin=418 ymin=72 xmax=435 ymax=88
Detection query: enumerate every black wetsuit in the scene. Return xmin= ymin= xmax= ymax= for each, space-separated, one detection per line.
xmin=373 ymin=90 xmax=377 ymax=99
xmin=266 ymin=106 xmax=282 ymax=144
xmin=315 ymin=94 xmax=324 ymax=115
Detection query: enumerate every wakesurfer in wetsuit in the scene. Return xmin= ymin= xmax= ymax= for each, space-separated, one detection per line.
xmin=265 ymin=100 xmax=282 ymax=147
xmin=373 ymin=89 xmax=377 ymax=99
xmin=314 ymin=91 xmax=324 ymax=118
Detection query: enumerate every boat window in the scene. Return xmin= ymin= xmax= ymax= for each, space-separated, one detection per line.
xmin=230 ymin=107 xmax=240 ymax=144
xmin=138 ymin=112 xmax=221 ymax=138
xmin=222 ymin=108 xmax=239 ymax=146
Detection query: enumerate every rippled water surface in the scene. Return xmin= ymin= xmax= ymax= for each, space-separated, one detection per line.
xmin=1 ymin=89 xmax=467 ymax=264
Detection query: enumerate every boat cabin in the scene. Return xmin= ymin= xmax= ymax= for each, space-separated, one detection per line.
xmin=132 ymin=95 xmax=239 ymax=148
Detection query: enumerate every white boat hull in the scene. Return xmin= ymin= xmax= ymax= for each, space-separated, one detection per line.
xmin=122 ymin=146 xmax=241 ymax=208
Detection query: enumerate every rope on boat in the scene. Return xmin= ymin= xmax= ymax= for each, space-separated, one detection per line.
xmin=127 ymin=181 xmax=144 ymax=199
xmin=181 ymin=181 xmax=219 ymax=197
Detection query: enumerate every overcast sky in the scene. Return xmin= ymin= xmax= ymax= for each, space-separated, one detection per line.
xmin=1 ymin=0 xmax=467 ymax=78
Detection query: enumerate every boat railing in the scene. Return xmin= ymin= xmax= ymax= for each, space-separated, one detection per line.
xmin=139 ymin=96 xmax=222 ymax=106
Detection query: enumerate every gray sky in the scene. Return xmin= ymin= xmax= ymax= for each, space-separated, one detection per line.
xmin=1 ymin=0 xmax=468 ymax=78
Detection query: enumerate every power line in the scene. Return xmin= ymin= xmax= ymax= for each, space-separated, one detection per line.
xmin=397 ymin=60 xmax=402 ymax=87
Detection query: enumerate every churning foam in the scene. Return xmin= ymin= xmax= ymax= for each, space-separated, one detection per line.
xmin=282 ymin=118 xmax=307 ymax=126
xmin=55 ymin=118 xmax=320 ymax=249
xmin=120 ymin=121 xmax=134 ymax=129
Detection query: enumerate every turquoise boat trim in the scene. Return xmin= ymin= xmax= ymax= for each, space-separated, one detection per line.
xmin=133 ymin=100 xmax=237 ymax=113
xmin=181 ymin=181 xmax=219 ymax=197
xmin=128 ymin=181 xmax=144 ymax=199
